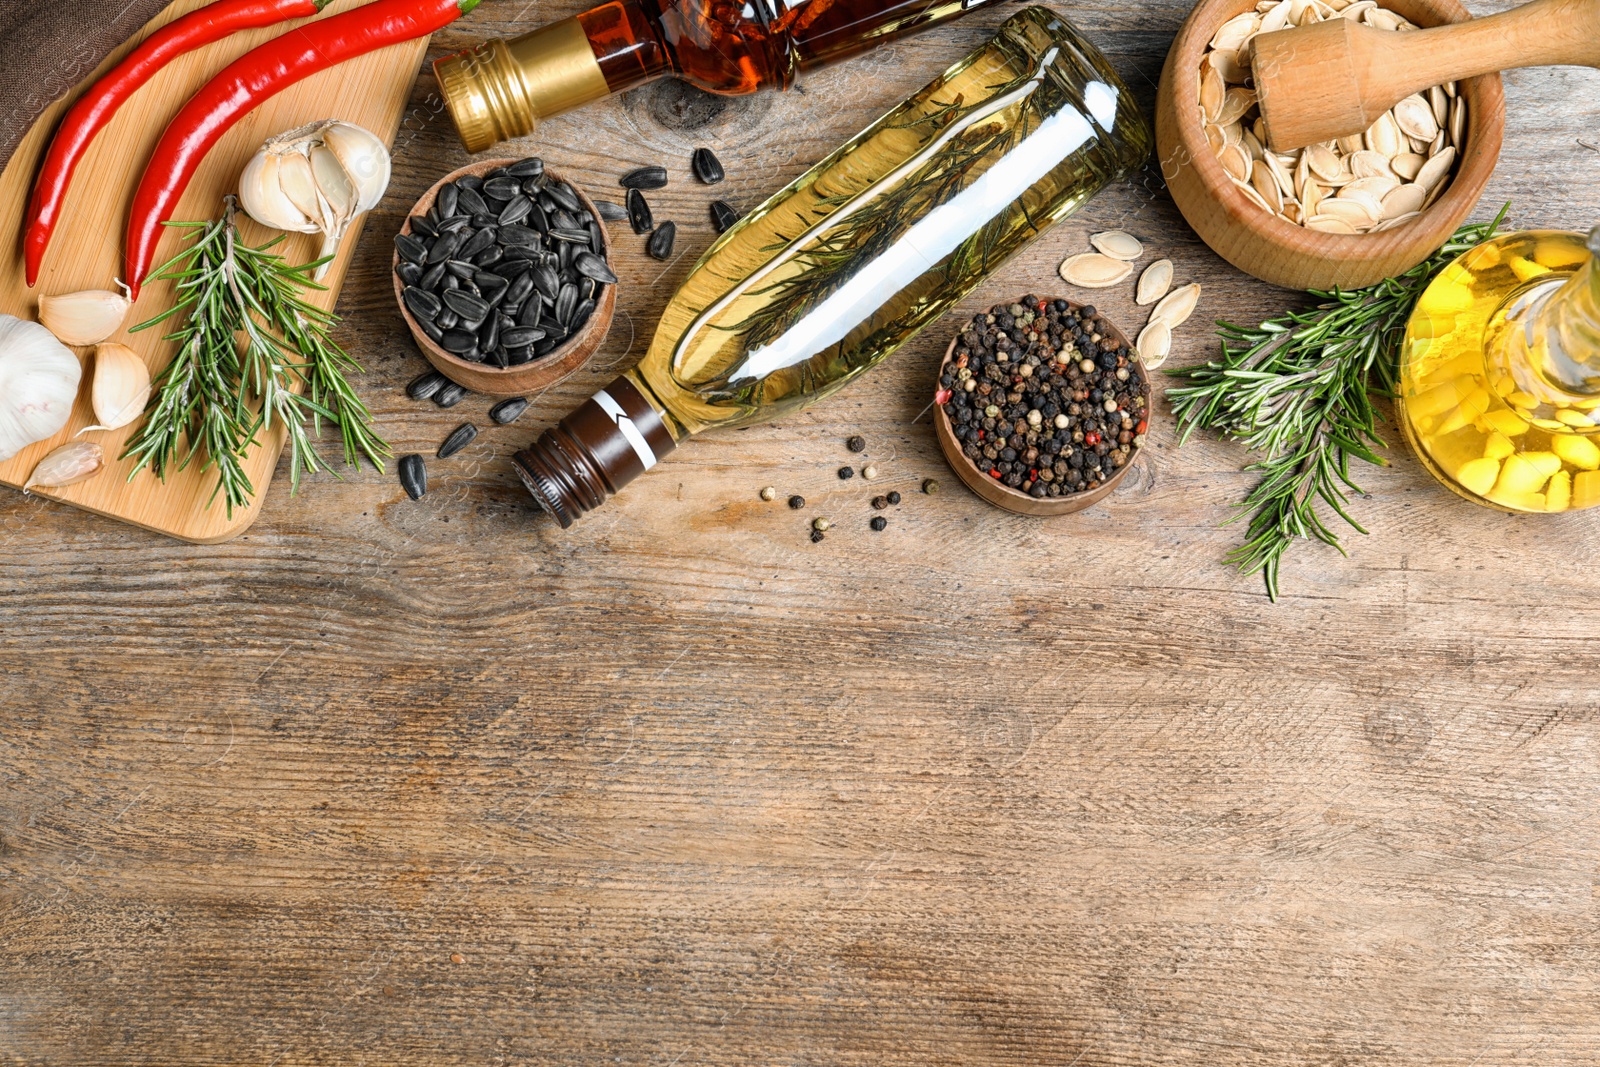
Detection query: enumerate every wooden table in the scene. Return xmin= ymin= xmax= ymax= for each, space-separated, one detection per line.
xmin=4 ymin=2 xmax=1599 ymax=1063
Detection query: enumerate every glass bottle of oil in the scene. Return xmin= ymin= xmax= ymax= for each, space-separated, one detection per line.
xmin=1398 ymin=225 xmax=1600 ymax=513
xmin=514 ymin=6 xmax=1150 ymax=527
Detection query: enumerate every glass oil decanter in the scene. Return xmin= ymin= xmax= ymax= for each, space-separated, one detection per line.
xmin=511 ymin=6 xmax=1151 ymax=527
xmin=1398 ymin=225 xmax=1600 ymax=513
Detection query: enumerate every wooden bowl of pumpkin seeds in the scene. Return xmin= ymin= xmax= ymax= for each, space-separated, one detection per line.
xmin=393 ymin=157 xmax=616 ymax=398
xmin=1154 ymin=0 xmax=1505 ymax=290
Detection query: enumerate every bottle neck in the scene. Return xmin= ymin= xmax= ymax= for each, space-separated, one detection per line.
xmin=513 ymin=375 xmax=679 ymax=528
xmin=1521 ymin=226 xmax=1600 ymax=397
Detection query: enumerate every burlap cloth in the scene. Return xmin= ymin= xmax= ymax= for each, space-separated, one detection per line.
xmin=0 ymin=0 xmax=172 ymax=171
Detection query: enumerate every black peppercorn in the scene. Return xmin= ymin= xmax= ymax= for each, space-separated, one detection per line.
xmin=872 ymin=495 xmax=888 ymax=509
xmin=870 ymin=516 xmax=887 ymax=531
xmin=788 ymin=495 xmax=806 ymax=509
xmin=846 ymin=435 xmax=866 ymax=452
xmin=810 ymin=529 xmax=825 ymax=543
xmin=838 ymin=466 xmax=854 ymax=480
xmin=887 ymin=491 xmax=901 ymax=505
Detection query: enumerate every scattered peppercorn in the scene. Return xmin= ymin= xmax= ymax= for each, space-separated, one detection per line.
xmin=935 ymin=296 xmax=1147 ymax=499
xmin=870 ymin=516 xmax=887 ymax=531
xmin=759 ymin=485 xmax=776 ymax=501
xmin=922 ymin=479 xmax=940 ymax=495
xmin=887 ymin=491 xmax=901 ymax=505
xmin=872 ymin=495 xmax=888 ymax=509
xmin=813 ymin=517 xmax=831 ymax=532
xmin=788 ymin=495 xmax=805 ymax=509
xmin=846 ymin=435 xmax=866 ymax=452
xmin=810 ymin=529 xmax=826 ymax=543
xmin=838 ymin=466 xmax=854 ymax=480
xmin=862 ymin=464 xmax=878 ymax=480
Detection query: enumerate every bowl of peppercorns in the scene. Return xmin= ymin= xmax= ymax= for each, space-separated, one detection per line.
xmin=933 ymin=295 xmax=1150 ymax=516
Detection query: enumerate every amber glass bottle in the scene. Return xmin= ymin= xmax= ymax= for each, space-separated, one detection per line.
xmin=435 ymin=0 xmax=1014 ymax=152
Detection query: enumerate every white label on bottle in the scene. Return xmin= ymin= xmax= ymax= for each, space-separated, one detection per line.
xmin=594 ymin=389 xmax=658 ymax=471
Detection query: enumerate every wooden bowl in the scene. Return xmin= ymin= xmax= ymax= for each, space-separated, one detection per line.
xmin=932 ymin=300 xmax=1151 ymax=517
xmin=392 ymin=158 xmax=615 ymax=398
xmin=1154 ymin=0 xmax=1505 ymax=291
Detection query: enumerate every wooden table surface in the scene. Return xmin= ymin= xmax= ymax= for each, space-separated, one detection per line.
xmin=4 ymin=1 xmax=1600 ymax=1064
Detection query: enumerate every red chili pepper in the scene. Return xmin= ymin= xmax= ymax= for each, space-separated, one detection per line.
xmin=23 ymin=0 xmax=330 ymax=287
xmin=126 ymin=0 xmax=479 ymax=296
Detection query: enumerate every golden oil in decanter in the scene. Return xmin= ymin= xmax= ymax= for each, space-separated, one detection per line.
xmin=1398 ymin=227 xmax=1600 ymax=513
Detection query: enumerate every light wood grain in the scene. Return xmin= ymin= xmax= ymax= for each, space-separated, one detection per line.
xmin=0 ymin=0 xmax=430 ymax=543
xmin=3 ymin=0 xmax=1600 ymax=1065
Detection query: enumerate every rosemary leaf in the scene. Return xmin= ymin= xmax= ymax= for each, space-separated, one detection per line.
xmin=122 ymin=197 xmax=390 ymax=515
xmin=1166 ymin=204 xmax=1510 ymax=601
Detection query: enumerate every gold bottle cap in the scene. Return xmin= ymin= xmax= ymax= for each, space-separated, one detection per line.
xmin=434 ymin=18 xmax=611 ymax=154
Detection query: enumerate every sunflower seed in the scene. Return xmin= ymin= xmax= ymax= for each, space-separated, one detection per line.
xmin=594 ymin=199 xmax=629 ymax=222
xmin=710 ymin=200 xmax=741 ymax=233
xmin=503 ymin=272 xmax=535 ymax=308
xmin=575 ymin=250 xmax=618 ymax=284
xmin=456 ymin=186 xmax=489 ymax=216
xmin=436 ymin=308 xmax=458 ymax=330
xmin=1136 ymin=321 xmax=1172 ymax=369
xmin=490 ymin=398 xmax=529 ymax=425
xmin=440 ymin=329 xmax=478 ymax=355
xmin=648 ymin=220 xmax=677 ymax=260
xmin=691 ymin=147 xmax=725 ymax=185
xmin=479 ymin=314 xmax=500 ymax=354
xmin=406 ymin=370 xmax=448 ymax=401
xmin=518 ymin=299 xmax=543 ymax=329
xmin=498 ymin=196 xmax=532 ymax=226
xmin=506 ymin=157 xmax=545 ymax=178
xmin=442 ymin=289 xmax=490 ymax=320
xmin=531 ymin=263 xmax=561 ymax=300
xmin=1135 ymin=259 xmax=1173 ymax=306
xmin=399 ymin=454 xmax=427 ymax=499
xmin=455 ymin=175 xmax=483 ymax=192
xmin=438 ymin=423 xmax=477 ymax=459
xmin=502 ymin=327 xmax=546 ymax=348
xmin=1089 ymin=230 xmax=1143 ymax=261
xmin=396 ymin=261 xmax=423 ymax=286
xmin=571 ymin=298 xmax=595 ymax=329
xmin=395 ymin=232 xmax=428 ymax=264
xmin=436 ymin=214 xmax=470 ymax=234
xmin=403 ymin=286 xmax=442 ymax=321
xmin=627 ymin=188 xmax=653 ymax=234
xmin=484 ymin=176 xmax=522 ymax=201
xmin=434 ymin=382 xmax=467 ymax=408
xmin=419 ymin=318 xmax=445 ymax=343
xmin=545 ymin=181 xmax=581 ymax=212
xmin=620 ymin=165 xmax=668 ymax=189
xmin=409 ymin=215 xmax=438 ymax=239
xmin=549 ymin=227 xmax=592 ymax=243
xmin=555 ymin=283 xmax=577 ymax=326
xmin=1058 ymin=252 xmax=1133 ymax=288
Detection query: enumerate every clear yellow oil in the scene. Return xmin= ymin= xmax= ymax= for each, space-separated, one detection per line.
xmin=619 ymin=7 xmax=1148 ymax=440
xmin=1398 ymin=230 xmax=1600 ymax=513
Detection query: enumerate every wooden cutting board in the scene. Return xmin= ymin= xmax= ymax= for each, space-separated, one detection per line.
xmin=0 ymin=0 xmax=429 ymax=542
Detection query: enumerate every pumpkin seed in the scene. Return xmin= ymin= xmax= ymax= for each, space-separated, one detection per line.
xmin=399 ymin=454 xmax=427 ymax=500
xmin=438 ymin=422 xmax=477 ymax=459
xmin=1393 ymin=94 xmax=1439 ymax=141
xmin=1149 ymin=283 xmax=1202 ymax=330
xmin=1058 ymin=252 xmax=1133 ymax=288
xmin=1136 ymin=259 xmax=1173 ymax=306
xmin=1381 ymin=182 xmax=1427 ymax=219
xmin=1136 ymin=321 xmax=1172 ymax=369
xmin=1089 ymin=230 xmax=1143 ymax=261
xmin=1415 ymin=145 xmax=1456 ymax=191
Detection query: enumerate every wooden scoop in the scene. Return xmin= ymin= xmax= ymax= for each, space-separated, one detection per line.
xmin=1254 ymin=0 xmax=1600 ymax=151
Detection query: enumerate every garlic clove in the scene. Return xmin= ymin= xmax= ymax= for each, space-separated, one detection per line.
xmin=240 ymin=151 xmax=318 ymax=234
xmin=0 ymin=314 xmax=81 ymax=462
xmin=24 ymin=440 xmax=103 ymax=491
xmin=320 ymin=121 xmax=391 ymax=213
xmin=277 ymin=150 xmax=326 ymax=233
xmin=79 ymin=342 xmax=151 ymax=432
xmin=310 ymin=144 xmax=359 ymax=225
xmin=37 ymin=282 xmax=131 ymax=346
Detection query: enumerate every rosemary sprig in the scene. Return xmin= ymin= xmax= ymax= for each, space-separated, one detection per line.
xmin=1166 ymin=204 xmax=1510 ymax=601
xmin=122 ymin=197 xmax=389 ymax=515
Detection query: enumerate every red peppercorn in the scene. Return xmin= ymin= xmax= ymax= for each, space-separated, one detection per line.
xmin=1084 ymin=432 xmax=1101 ymax=445
xmin=990 ymin=469 xmax=1002 ymax=479
xmin=935 ymin=387 xmax=952 ymax=404
xmin=1136 ymin=419 xmax=1148 ymax=434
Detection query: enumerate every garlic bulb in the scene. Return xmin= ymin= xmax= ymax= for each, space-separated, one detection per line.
xmin=38 ymin=282 xmax=132 ymax=346
xmin=239 ymin=120 xmax=391 ymax=279
xmin=78 ymin=342 xmax=151 ymax=433
xmin=24 ymin=441 xmax=103 ymax=491
xmin=0 ymin=314 xmax=81 ymax=462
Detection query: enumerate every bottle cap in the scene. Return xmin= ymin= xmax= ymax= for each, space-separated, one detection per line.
xmin=513 ymin=376 xmax=678 ymax=527
xmin=434 ymin=18 xmax=611 ymax=154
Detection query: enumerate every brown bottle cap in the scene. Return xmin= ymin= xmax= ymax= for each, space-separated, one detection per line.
xmin=513 ymin=376 xmax=677 ymax=528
